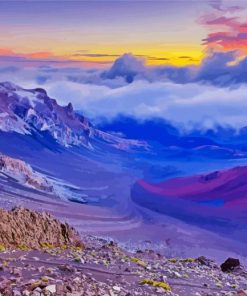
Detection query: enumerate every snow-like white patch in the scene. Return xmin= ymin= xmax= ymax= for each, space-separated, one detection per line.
xmin=15 ymin=90 xmax=40 ymax=108
xmin=0 ymin=112 xmax=9 ymax=118
xmin=0 ymin=154 xmax=52 ymax=191
xmin=0 ymin=113 xmax=30 ymax=135
xmin=0 ymin=153 xmax=87 ymax=203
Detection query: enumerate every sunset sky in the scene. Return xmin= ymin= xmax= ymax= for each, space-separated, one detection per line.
xmin=1 ymin=1 xmax=247 ymax=129
xmin=1 ymin=0 xmax=246 ymax=68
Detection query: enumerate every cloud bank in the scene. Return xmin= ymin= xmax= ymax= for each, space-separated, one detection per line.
xmin=1 ymin=52 xmax=247 ymax=130
xmin=1 ymin=51 xmax=247 ymax=87
xmin=45 ymin=79 xmax=247 ymax=131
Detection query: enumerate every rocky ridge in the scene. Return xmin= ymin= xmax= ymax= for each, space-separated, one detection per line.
xmin=0 ymin=81 xmax=146 ymax=151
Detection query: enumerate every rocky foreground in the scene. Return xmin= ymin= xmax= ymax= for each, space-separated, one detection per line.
xmin=0 ymin=208 xmax=246 ymax=296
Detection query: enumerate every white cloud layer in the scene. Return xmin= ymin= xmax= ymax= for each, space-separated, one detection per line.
xmin=45 ymin=79 xmax=247 ymax=130
xmin=1 ymin=52 xmax=247 ymax=130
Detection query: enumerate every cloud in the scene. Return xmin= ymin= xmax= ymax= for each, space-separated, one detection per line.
xmin=200 ymin=10 xmax=247 ymax=54
xmin=3 ymin=49 xmax=247 ymax=91
xmin=0 ymin=48 xmax=62 ymax=64
xmin=0 ymin=48 xmax=113 ymax=68
xmin=3 ymin=41 xmax=247 ymax=89
xmin=100 ymin=52 xmax=247 ymax=87
xmin=208 ymin=0 xmax=245 ymax=13
xmin=195 ymin=51 xmax=247 ymax=85
xmin=100 ymin=53 xmax=193 ymax=84
xmin=2 ymin=51 xmax=247 ymax=90
xmin=0 ymin=66 xmax=19 ymax=73
xmin=148 ymin=57 xmax=170 ymax=61
xmin=179 ymin=56 xmax=192 ymax=59
xmin=1 ymin=50 xmax=247 ymax=130
xmin=209 ymin=0 xmax=223 ymax=11
xmin=72 ymin=53 xmax=120 ymax=58
xmin=44 ymin=79 xmax=247 ymax=131
xmin=101 ymin=53 xmax=147 ymax=83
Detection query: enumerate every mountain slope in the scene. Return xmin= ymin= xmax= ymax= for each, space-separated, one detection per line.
xmin=97 ymin=116 xmax=247 ymax=159
xmin=132 ymin=166 xmax=247 ymax=239
xmin=1 ymin=81 xmax=247 ymax=261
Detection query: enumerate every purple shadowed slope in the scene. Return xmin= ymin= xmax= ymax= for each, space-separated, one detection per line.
xmin=132 ymin=166 xmax=247 ymax=242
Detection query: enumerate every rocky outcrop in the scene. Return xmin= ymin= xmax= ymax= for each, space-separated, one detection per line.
xmin=0 ymin=154 xmax=53 ymax=192
xmin=0 ymin=207 xmax=83 ymax=249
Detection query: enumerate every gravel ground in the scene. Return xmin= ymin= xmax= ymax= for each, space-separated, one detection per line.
xmin=0 ymin=236 xmax=246 ymax=296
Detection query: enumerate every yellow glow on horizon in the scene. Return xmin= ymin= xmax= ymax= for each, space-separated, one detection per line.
xmin=65 ymin=43 xmax=205 ymax=67
xmin=0 ymin=41 xmax=205 ymax=68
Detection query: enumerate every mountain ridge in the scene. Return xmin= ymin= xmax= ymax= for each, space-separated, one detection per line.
xmin=0 ymin=81 xmax=147 ymax=151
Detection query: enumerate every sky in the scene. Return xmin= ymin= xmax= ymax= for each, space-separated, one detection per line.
xmin=0 ymin=0 xmax=246 ymax=67
xmin=1 ymin=0 xmax=247 ymax=130
xmin=0 ymin=0 xmax=220 ymax=67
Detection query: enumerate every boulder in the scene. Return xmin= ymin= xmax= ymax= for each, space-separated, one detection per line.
xmin=220 ymin=258 xmax=240 ymax=272
xmin=196 ymin=256 xmax=216 ymax=268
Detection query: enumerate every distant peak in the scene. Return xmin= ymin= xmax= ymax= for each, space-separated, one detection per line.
xmin=33 ymin=88 xmax=47 ymax=95
xmin=0 ymin=81 xmax=21 ymax=91
xmin=67 ymin=102 xmax=73 ymax=112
